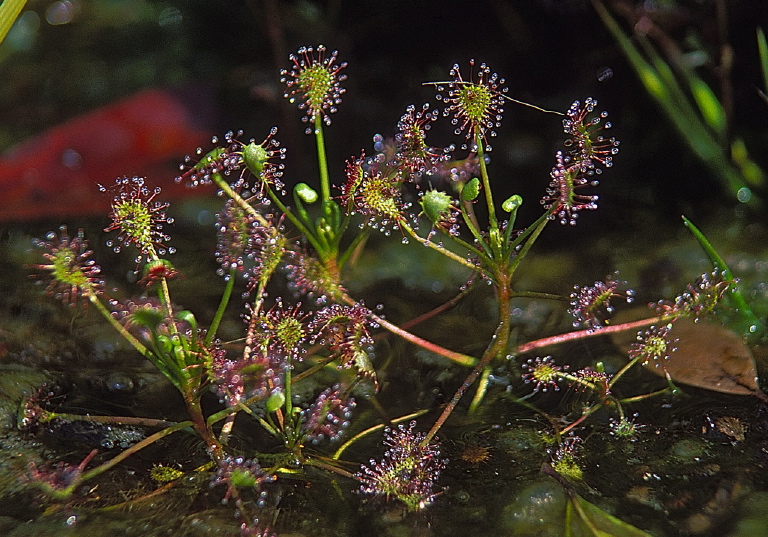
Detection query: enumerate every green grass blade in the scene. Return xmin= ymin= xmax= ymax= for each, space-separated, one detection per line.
xmin=0 ymin=0 xmax=27 ymax=46
xmin=690 ymin=77 xmax=726 ymax=136
xmin=682 ymin=215 xmax=765 ymax=341
xmin=594 ymin=0 xmax=753 ymax=203
xmin=757 ymin=28 xmax=768 ymax=98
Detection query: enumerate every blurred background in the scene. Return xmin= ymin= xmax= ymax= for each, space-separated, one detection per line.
xmin=1 ymin=0 xmax=767 ymax=227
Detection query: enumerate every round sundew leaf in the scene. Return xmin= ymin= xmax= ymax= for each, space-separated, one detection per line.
xmin=612 ymin=316 xmax=759 ymax=396
xmin=460 ymin=177 xmax=480 ymax=202
xmin=419 ymin=190 xmax=452 ymax=225
xmin=243 ymin=141 xmax=268 ymax=176
xmin=265 ymin=390 xmax=286 ymax=413
xmin=502 ymin=194 xmax=523 ymax=213
xmin=295 ymin=182 xmax=319 ymax=204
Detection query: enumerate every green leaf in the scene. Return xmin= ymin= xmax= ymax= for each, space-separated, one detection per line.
xmin=460 ymin=177 xmax=480 ymax=202
xmin=502 ymin=194 xmax=523 ymax=213
xmin=194 ymin=147 xmax=225 ymax=171
xmin=0 ymin=0 xmax=27 ymax=46
xmin=176 ymin=310 xmax=198 ymax=333
xmin=682 ymin=215 xmax=765 ymax=341
xmin=565 ymin=494 xmax=652 ymax=537
xmin=242 ymin=141 xmax=269 ymax=176
xmin=503 ymin=195 xmax=523 ymax=244
xmin=690 ymin=78 xmax=726 ymax=135
xmin=757 ymin=27 xmax=768 ymax=99
xmin=128 ymin=306 xmax=165 ymax=330
xmin=351 ymin=349 xmax=378 ymax=388
xmin=266 ymin=390 xmax=286 ymax=413
xmin=295 ymin=182 xmax=319 ymax=204
xmin=420 ymin=189 xmax=454 ymax=225
xmin=730 ymin=138 xmax=765 ymax=190
xmin=593 ymin=0 xmax=753 ymax=203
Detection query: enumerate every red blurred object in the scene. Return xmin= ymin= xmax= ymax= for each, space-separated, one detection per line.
xmin=0 ymin=88 xmax=216 ymax=222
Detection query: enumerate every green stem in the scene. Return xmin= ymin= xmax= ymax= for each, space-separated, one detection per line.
xmin=338 ymin=227 xmax=369 ymax=268
xmin=314 ymin=119 xmax=331 ymax=202
xmin=284 ymin=360 xmax=294 ymax=419
xmin=88 ymin=293 xmax=147 ymax=356
xmin=401 ymin=223 xmax=482 ymax=271
xmin=45 ymin=411 xmax=176 ymax=429
xmin=608 ymin=356 xmax=644 ymax=389
xmin=291 ymin=354 xmax=335 ymax=384
xmin=205 ymin=266 xmax=237 ymax=346
xmin=510 ymin=395 xmax=563 ymax=432
xmin=618 ymin=386 xmax=674 ymax=404
xmin=439 ymin=215 xmax=491 ymax=262
xmin=475 ymin=131 xmax=497 ymax=231
xmin=231 ymin=400 xmax=279 ymax=437
xmin=211 ymin=175 xmax=271 ymax=227
xmin=460 ymin=196 xmax=484 ymax=239
xmin=266 ymin=185 xmax=327 ymax=254
xmin=459 ymin=198 xmax=492 ymax=254
xmin=145 ymin=245 xmax=182 ymax=346
xmin=157 ymin=276 xmax=175 ymax=328
xmin=468 ymin=366 xmax=492 ymax=414
xmin=86 ymin=421 xmax=193 ymax=478
xmin=54 ymin=420 xmax=193 ymax=498
xmin=331 ymin=409 xmax=430 ymax=460
xmin=269 ymin=186 xmax=312 ymax=236
xmin=511 ymin=290 xmax=568 ymax=301
xmin=508 ymin=209 xmax=552 ymax=252
xmin=184 ymin=384 xmax=223 ymax=461
xmin=507 ymin=210 xmax=551 ymax=273
xmin=89 ymin=293 xmax=186 ymax=390
xmin=304 ymin=455 xmax=356 ymax=479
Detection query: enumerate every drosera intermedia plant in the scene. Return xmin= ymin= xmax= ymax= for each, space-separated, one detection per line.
xmin=24 ymin=44 xmax=617 ymax=521
xmin=24 ymin=43 xmax=765 ymax=534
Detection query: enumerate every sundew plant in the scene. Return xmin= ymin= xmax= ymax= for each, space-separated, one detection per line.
xmin=24 ymin=45 xmax=766 ymax=536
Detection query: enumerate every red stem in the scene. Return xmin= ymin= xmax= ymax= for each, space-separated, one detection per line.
xmin=513 ymin=316 xmax=664 ymax=355
xmin=423 ymin=272 xmax=513 ymax=444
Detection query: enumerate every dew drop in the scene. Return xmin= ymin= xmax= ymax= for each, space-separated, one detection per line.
xmin=737 ymin=187 xmax=752 ymax=203
xmin=597 ymin=66 xmax=614 ymax=82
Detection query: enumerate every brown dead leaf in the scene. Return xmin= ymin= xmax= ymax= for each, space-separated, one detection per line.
xmin=612 ymin=317 xmax=758 ymax=396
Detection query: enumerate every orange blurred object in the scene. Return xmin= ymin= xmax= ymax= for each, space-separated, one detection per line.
xmin=0 ymin=88 xmax=216 ymax=221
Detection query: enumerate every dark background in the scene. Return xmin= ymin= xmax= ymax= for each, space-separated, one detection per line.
xmin=1 ymin=0 xmax=767 ymax=233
